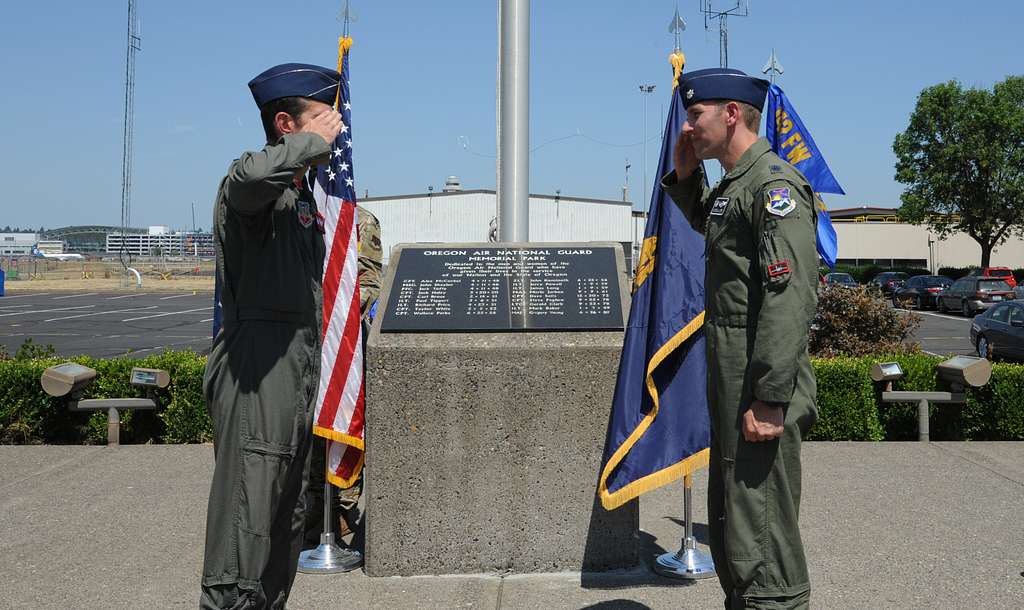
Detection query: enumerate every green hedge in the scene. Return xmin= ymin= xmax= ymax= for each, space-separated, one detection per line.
xmin=1 ymin=351 xmax=1022 ymax=444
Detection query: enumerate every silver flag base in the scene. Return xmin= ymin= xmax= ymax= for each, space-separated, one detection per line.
xmin=297 ymin=533 xmax=363 ymax=574
xmin=654 ymin=536 xmax=716 ymax=580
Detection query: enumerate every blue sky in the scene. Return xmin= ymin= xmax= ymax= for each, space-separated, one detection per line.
xmin=0 ymin=1 xmax=1020 ymax=230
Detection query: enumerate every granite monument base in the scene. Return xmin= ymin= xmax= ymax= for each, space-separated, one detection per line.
xmin=363 ymin=242 xmax=638 ymax=576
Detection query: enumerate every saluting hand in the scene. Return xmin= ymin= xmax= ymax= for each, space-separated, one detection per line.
xmin=672 ymin=130 xmax=700 ymax=179
xmin=301 ymin=109 xmax=345 ymax=146
xmin=742 ymin=400 xmax=784 ymax=442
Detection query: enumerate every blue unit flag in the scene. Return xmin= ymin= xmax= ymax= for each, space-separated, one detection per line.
xmin=765 ymin=83 xmax=842 ymax=268
xmin=598 ymin=64 xmax=710 ymax=510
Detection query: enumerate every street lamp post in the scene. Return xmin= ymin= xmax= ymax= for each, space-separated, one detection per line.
xmin=639 ymin=84 xmax=657 ymax=214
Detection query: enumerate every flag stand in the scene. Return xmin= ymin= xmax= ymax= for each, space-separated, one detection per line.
xmin=654 ymin=473 xmax=715 ymax=580
xmin=297 ymin=443 xmax=362 ymax=574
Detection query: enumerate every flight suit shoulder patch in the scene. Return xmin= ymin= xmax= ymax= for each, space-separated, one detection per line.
xmin=766 ymin=187 xmax=796 ymax=217
xmin=297 ymin=200 xmax=314 ymax=228
xmin=709 ymin=197 xmax=729 ymax=216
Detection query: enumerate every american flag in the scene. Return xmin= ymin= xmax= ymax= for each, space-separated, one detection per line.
xmin=311 ymin=37 xmax=364 ymax=487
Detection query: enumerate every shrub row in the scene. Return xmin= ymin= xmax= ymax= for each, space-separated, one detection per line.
xmin=2 ymin=351 xmax=1022 ymax=444
xmin=808 ymin=352 xmax=1024 ymax=441
xmin=0 ymin=351 xmax=210 ymax=445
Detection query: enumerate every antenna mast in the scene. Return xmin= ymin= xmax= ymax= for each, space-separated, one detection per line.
xmin=700 ymin=1 xmax=748 ymax=68
xmin=762 ymin=48 xmax=784 ymax=84
xmin=338 ymin=0 xmax=357 ymax=37
xmin=119 ymin=0 xmax=141 ymax=270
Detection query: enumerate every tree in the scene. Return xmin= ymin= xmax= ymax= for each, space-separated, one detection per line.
xmin=893 ymin=76 xmax=1024 ymax=267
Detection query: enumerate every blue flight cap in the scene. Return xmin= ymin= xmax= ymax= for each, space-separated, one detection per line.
xmin=678 ymin=67 xmax=770 ymax=111
xmin=248 ymin=63 xmax=341 ymax=108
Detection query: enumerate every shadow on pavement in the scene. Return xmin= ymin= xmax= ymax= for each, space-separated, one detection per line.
xmin=580 ymin=528 xmax=710 ymax=590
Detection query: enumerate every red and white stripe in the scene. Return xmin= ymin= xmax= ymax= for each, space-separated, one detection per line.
xmin=312 ymin=181 xmax=365 ymax=487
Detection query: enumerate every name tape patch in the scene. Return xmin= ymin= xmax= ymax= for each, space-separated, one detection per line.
xmin=767 ymin=260 xmax=791 ymax=277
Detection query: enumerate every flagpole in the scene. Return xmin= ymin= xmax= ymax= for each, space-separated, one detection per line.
xmin=654 ymin=472 xmax=715 ymax=579
xmin=298 ymin=442 xmax=363 ymax=573
xmin=298 ymin=1 xmax=364 ymax=574
xmin=497 ymin=0 xmax=529 ymax=242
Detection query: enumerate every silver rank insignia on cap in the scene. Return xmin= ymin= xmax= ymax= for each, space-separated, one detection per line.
xmin=686 ymin=88 xmax=694 ymax=99
xmin=766 ymin=187 xmax=796 ymax=217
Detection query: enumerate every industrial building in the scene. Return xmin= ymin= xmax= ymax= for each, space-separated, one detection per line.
xmin=105 ymin=227 xmax=214 ymax=257
xmin=830 ymin=207 xmax=1024 ymax=271
xmin=0 ymin=233 xmax=40 ymax=256
xmin=360 ymin=177 xmax=635 ymax=268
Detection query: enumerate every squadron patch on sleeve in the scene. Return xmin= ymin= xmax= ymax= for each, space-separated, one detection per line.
xmin=709 ymin=197 xmax=730 ymax=216
xmin=297 ymin=200 xmax=314 ymax=228
xmin=767 ymin=260 xmax=791 ymax=277
xmin=766 ymin=187 xmax=796 ymax=217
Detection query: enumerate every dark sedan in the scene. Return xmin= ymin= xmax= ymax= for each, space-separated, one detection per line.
xmin=868 ymin=271 xmax=907 ymax=296
xmin=970 ymin=301 xmax=1024 ymax=361
xmin=892 ymin=275 xmax=953 ymax=309
xmin=823 ymin=272 xmax=858 ymax=288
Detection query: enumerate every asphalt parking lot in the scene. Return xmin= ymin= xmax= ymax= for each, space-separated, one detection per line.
xmin=897 ymin=304 xmax=978 ymax=357
xmin=0 ymin=290 xmax=990 ymax=360
xmin=0 ymin=291 xmax=215 ymax=358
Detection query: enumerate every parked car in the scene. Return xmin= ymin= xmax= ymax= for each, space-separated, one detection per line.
xmin=969 ymin=266 xmax=1018 ymax=289
xmin=937 ymin=276 xmax=1016 ymax=316
xmin=867 ymin=272 xmax=907 ymax=296
xmin=970 ymin=301 xmax=1024 ymax=361
xmin=823 ymin=272 xmax=858 ymax=289
xmin=891 ymin=275 xmax=953 ymax=309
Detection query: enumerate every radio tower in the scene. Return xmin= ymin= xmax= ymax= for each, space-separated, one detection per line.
xmin=700 ymin=0 xmax=748 ymax=68
xmin=119 ymin=0 xmax=141 ymax=271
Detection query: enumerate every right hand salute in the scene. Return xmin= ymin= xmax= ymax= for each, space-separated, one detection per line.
xmin=673 ymin=129 xmax=700 ymax=179
xmin=302 ymin=109 xmax=344 ymax=146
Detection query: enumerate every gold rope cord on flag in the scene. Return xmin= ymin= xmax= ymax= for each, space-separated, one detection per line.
xmin=334 ymin=36 xmax=353 ymax=110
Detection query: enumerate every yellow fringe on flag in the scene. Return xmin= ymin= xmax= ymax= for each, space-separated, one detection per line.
xmin=313 ymin=424 xmax=366 ymax=450
xmin=598 ymin=310 xmax=708 ymax=510
xmin=326 ymin=452 xmax=364 ymax=488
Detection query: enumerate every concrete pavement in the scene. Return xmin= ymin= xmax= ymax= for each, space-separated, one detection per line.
xmin=1 ymin=443 xmax=1022 ymax=609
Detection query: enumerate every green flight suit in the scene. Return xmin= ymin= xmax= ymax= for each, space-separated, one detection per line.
xmin=201 ymin=132 xmax=330 ymax=609
xmin=663 ymin=138 xmax=819 ymax=610
xmin=304 ymin=205 xmax=382 ymax=549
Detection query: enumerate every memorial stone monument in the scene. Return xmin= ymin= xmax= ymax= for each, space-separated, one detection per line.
xmin=365 ymin=242 xmax=639 ymax=576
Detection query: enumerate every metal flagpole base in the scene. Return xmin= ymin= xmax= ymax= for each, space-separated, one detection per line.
xmin=654 ymin=536 xmax=716 ymax=580
xmin=297 ymin=532 xmax=363 ymax=574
